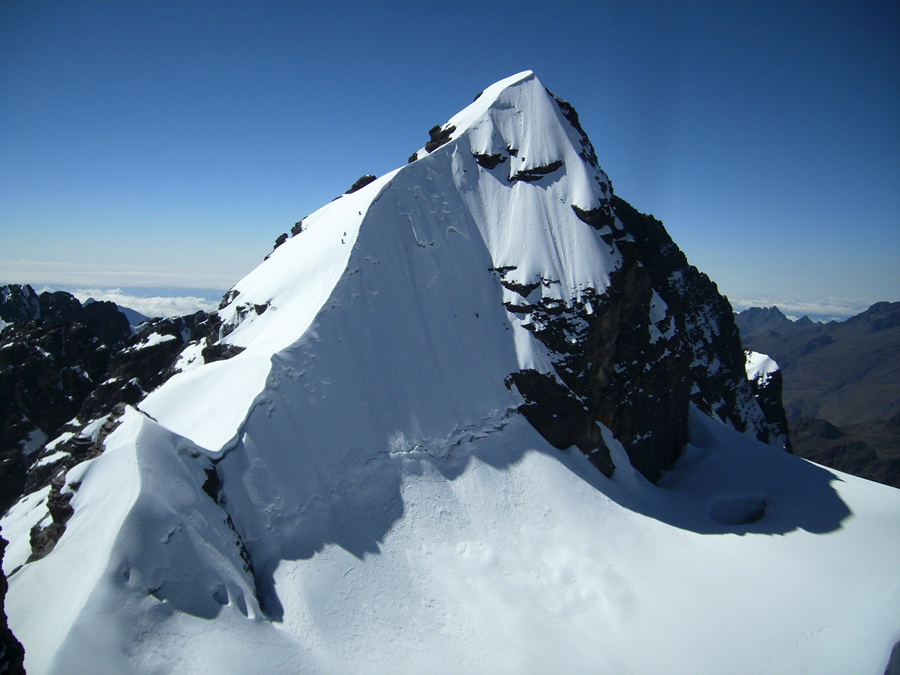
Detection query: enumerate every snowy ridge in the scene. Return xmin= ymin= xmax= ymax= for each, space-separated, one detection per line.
xmin=4 ymin=73 xmax=900 ymax=674
xmin=140 ymin=71 xmax=619 ymax=451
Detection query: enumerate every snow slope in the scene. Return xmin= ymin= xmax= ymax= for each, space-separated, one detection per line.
xmin=5 ymin=71 xmax=899 ymax=674
xmin=746 ymin=349 xmax=779 ymax=383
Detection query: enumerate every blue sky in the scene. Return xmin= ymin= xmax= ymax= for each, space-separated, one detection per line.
xmin=1 ymin=0 xmax=898 ymax=317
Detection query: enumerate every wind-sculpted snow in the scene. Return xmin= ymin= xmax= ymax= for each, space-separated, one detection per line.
xmin=4 ymin=71 xmax=900 ymax=675
xmin=7 ymin=401 xmax=897 ymax=674
xmin=140 ymin=72 xmax=619 ymax=453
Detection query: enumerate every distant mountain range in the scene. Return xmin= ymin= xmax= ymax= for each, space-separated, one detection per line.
xmin=735 ymin=302 xmax=900 ymax=487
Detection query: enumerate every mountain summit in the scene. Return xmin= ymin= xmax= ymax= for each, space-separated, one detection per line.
xmin=3 ymin=71 xmax=898 ymax=675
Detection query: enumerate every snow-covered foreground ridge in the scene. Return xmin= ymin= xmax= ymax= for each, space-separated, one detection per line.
xmin=4 ymin=71 xmax=899 ymax=674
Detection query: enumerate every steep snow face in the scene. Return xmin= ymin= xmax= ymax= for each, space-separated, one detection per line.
xmin=427 ymin=71 xmax=617 ymax=301
xmin=140 ymin=70 xmax=619 ymax=452
xmin=185 ymin=73 xmax=625 ymax=591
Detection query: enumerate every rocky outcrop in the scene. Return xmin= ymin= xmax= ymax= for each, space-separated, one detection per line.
xmin=506 ymin=96 xmax=785 ymax=484
xmin=508 ymin=191 xmax=780 ymax=483
xmin=0 ymin=286 xmax=228 ymax=517
xmin=745 ymin=352 xmax=791 ymax=451
xmin=0 ymin=538 xmax=25 ymax=675
xmin=27 ymin=409 xmax=122 ymax=553
xmin=472 ymin=152 xmax=506 ymax=170
xmin=346 ymin=175 xmax=377 ymax=194
xmin=0 ymin=283 xmax=251 ymax=574
xmin=0 ymin=284 xmax=40 ymax=325
xmin=0 ymin=308 xmax=116 ymax=512
xmin=509 ymin=160 xmax=564 ymax=183
xmin=424 ymin=125 xmax=456 ymax=153
xmin=77 ymin=311 xmax=224 ymax=422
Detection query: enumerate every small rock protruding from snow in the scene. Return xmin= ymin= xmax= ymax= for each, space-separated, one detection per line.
xmin=345 ymin=174 xmax=378 ymax=194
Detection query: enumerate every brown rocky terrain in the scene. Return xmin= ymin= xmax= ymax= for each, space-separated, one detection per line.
xmin=736 ymin=302 xmax=900 ymax=487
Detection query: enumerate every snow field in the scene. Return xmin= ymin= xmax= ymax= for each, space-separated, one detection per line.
xmin=3 ymin=70 xmax=899 ymax=675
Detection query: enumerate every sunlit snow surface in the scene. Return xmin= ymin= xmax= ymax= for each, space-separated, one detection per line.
xmin=745 ymin=349 xmax=780 ymax=383
xmin=5 ymin=71 xmax=900 ymax=674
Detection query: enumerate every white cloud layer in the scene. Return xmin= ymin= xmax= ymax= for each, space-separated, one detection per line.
xmin=2 ymin=261 xmax=881 ymax=322
xmin=68 ymin=288 xmax=219 ymax=319
xmin=0 ymin=260 xmax=238 ymax=291
xmin=729 ymin=295 xmax=875 ymax=321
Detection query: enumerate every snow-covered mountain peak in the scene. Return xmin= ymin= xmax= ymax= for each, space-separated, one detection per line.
xmin=218 ymin=70 xmax=615 ymax=357
xmin=5 ymin=73 xmax=898 ymax=675
xmin=144 ymin=72 xmax=627 ymax=453
xmin=417 ymin=69 xmax=612 ymax=217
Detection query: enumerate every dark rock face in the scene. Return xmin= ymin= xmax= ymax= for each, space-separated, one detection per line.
xmin=0 ymin=286 xmax=230 ymax=518
xmin=0 ymin=538 xmax=26 ymax=675
xmin=505 ymin=95 xmax=784 ymax=484
xmin=82 ymin=300 xmax=132 ymax=346
xmin=424 ymin=125 xmax=456 ymax=153
xmin=0 ymin=284 xmax=40 ymax=324
xmin=37 ymin=291 xmax=83 ymax=327
xmin=21 ymin=407 xmax=124 ymax=570
xmin=346 ymin=175 xmax=377 ymax=194
xmin=505 ymin=193 xmax=781 ymax=482
xmin=0 ymin=284 xmax=251 ymax=582
xmin=572 ymin=204 xmax=616 ymax=230
xmin=509 ymin=160 xmax=564 ymax=183
xmin=0 ymin=311 xmax=116 ymax=512
xmin=28 ymin=484 xmax=73 ymax=563
xmin=472 ymin=152 xmax=507 ymax=170
xmin=78 ymin=311 xmax=227 ymax=423
xmin=508 ymin=369 xmax=615 ymax=476
xmin=745 ymin=353 xmax=792 ymax=451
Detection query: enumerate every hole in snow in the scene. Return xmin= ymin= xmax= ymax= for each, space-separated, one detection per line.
xmin=235 ymin=591 xmax=249 ymax=617
xmin=709 ymin=495 xmax=768 ymax=526
xmin=211 ymin=584 xmax=228 ymax=606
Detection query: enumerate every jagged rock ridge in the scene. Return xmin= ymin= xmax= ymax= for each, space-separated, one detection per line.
xmin=0 ymin=285 xmax=234 ymax=515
